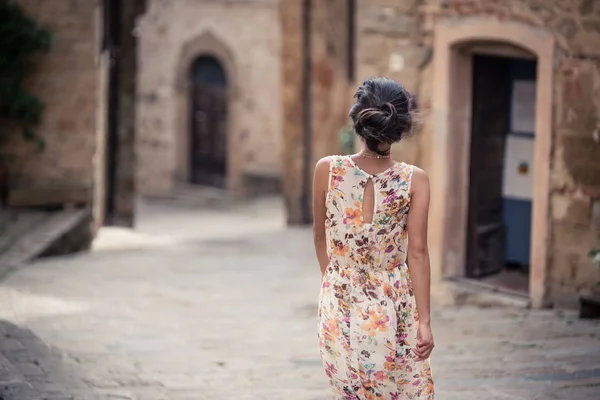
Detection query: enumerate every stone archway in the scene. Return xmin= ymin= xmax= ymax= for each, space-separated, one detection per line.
xmin=429 ymin=17 xmax=555 ymax=308
xmin=174 ymin=31 xmax=240 ymax=191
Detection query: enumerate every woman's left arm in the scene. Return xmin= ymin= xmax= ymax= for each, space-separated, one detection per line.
xmin=312 ymin=157 xmax=331 ymax=276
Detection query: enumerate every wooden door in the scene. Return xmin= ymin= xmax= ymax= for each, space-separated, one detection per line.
xmin=466 ymin=55 xmax=511 ymax=278
xmin=189 ymin=57 xmax=228 ymax=187
xmin=503 ymin=59 xmax=537 ymax=270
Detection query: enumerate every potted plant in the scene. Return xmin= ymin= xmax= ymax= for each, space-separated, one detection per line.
xmin=339 ymin=125 xmax=356 ymax=155
xmin=0 ymin=0 xmax=51 ymax=205
xmin=580 ymin=235 xmax=600 ymax=319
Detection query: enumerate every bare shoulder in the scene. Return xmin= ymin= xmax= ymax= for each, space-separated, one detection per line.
xmin=314 ymin=155 xmax=337 ymax=178
xmin=409 ymin=165 xmax=429 ymax=193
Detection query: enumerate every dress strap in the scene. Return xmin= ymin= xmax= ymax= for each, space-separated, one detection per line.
xmin=405 ymin=163 xmax=415 ymax=195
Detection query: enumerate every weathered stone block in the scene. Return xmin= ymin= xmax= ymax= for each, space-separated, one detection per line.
xmin=559 ymin=135 xmax=600 ymax=188
xmin=579 ymin=0 xmax=598 ymax=14
xmin=557 ymin=17 xmax=578 ymax=40
xmin=551 ymin=220 xmax=595 ymax=259
xmin=549 ymin=250 xmax=580 ymax=287
xmin=361 ymin=6 xmax=417 ymax=38
xmin=551 ymin=194 xmax=591 ymax=227
xmin=556 ymin=61 xmax=598 ymax=134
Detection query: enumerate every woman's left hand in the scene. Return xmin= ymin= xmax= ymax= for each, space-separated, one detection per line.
xmin=414 ymin=322 xmax=434 ymax=361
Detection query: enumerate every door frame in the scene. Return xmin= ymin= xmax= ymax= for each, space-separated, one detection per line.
xmin=429 ymin=17 xmax=555 ymax=308
xmin=174 ymin=31 xmax=239 ymax=191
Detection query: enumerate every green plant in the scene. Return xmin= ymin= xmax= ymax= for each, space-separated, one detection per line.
xmin=0 ymin=0 xmax=51 ymax=152
xmin=339 ymin=125 xmax=355 ymax=155
xmin=590 ymin=234 xmax=600 ymax=286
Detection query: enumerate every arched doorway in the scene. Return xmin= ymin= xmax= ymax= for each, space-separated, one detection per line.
xmin=429 ymin=18 xmax=554 ymax=308
xmin=189 ymin=55 xmax=228 ymax=187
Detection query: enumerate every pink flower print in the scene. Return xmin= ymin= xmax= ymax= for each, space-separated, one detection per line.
xmin=374 ymin=370 xmax=388 ymax=382
xmin=324 ymin=362 xmax=338 ymax=379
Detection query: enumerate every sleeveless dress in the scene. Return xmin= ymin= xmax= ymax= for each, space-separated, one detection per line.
xmin=318 ymin=155 xmax=434 ymax=400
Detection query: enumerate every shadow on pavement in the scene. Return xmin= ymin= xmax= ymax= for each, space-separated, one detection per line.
xmin=0 ymin=319 xmax=88 ymax=400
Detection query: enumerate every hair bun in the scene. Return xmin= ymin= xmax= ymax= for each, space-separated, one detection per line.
xmin=349 ymin=77 xmax=416 ymax=154
xmin=379 ymin=102 xmax=396 ymax=117
xmin=354 ymin=103 xmax=409 ymax=147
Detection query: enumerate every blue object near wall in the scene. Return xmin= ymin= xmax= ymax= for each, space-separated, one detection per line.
xmin=503 ymin=198 xmax=532 ymax=265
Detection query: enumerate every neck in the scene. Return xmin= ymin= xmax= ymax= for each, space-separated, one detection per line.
xmin=360 ymin=145 xmax=391 ymax=156
xmin=359 ymin=149 xmax=391 ymax=159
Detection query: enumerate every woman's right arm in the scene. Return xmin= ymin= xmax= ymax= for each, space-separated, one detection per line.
xmin=312 ymin=157 xmax=331 ymax=276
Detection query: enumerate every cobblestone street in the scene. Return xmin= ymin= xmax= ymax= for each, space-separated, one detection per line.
xmin=0 ymin=198 xmax=599 ymax=399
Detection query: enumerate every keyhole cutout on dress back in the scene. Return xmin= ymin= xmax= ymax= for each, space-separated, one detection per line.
xmin=362 ymin=177 xmax=375 ymax=225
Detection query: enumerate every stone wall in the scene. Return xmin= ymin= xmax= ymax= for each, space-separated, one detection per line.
xmin=136 ymin=0 xmax=282 ymax=197
xmin=421 ymin=0 xmax=600 ymax=58
xmin=4 ymin=0 xmax=101 ymax=204
xmin=280 ymin=0 xmax=306 ymax=224
xmin=280 ymin=0 xmax=352 ymax=224
xmin=310 ymin=0 xmax=354 ymax=190
xmin=550 ymin=56 xmax=600 ymax=306
xmin=355 ymin=0 xmax=427 ymax=166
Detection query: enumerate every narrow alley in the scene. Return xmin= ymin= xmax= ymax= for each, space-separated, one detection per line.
xmin=0 ymin=198 xmax=599 ymax=400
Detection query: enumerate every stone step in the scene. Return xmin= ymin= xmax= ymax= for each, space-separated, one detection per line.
xmin=0 ymin=209 xmax=88 ymax=279
xmin=447 ymin=277 xmax=531 ymax=308
xmin=0 ymin=210 xmax=49 ymax=254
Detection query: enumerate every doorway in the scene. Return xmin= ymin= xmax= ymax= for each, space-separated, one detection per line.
xmin=189 ymin=55 xmax=228 ymax=188
xmin=467 ymin=54 xmax=537 ymax=295
xmin=429 ymin=18 xmax=555 ymax=308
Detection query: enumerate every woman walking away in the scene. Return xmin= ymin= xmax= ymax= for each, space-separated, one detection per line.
xmin=313 ymin=77 xmax=435 ymax=399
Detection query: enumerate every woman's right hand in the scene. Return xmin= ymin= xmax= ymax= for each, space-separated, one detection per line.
xmin=414 ymin=322 xmax=434 ymax=361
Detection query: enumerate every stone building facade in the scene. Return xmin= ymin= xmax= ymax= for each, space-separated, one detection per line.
xmin=281 ymin=0 xmax=600 ymax=309
xmin=3 ymin=0 xmax=101 ymax=203
xmin=2 ymin=0 xmax=143 ymax=239
xmin=136 ymin=0 xmax=282 ymax=197
xmin=2 ymin=0 xmax=103 ymax=232
xmin=421 ymin=0 xmax=600 ymax=309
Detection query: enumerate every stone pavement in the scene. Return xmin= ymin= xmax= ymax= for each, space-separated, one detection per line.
xmin=0 ymin=197 xmax=599 ymax=399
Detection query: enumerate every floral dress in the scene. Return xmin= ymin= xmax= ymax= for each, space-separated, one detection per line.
xmin=318 ymin=155 xmax=434 ymax=399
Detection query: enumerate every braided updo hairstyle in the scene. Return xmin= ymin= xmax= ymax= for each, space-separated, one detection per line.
xmin=349 ymin=77 xmax=417 ymax=155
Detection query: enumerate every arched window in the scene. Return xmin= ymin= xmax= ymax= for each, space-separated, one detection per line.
xmin=191 ymin=56 xmax=227 ymax=87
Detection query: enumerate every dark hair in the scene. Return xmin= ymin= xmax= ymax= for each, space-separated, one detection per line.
xmin=349 ymin=77 xmax=416 ymax=155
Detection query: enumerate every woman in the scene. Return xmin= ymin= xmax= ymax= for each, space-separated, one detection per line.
xmin=313 ymin=77 xmax=435 ymax=399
